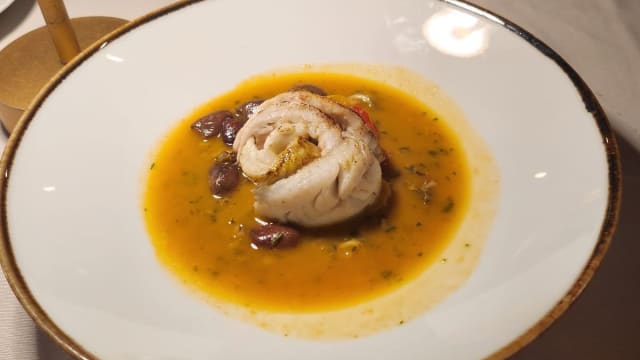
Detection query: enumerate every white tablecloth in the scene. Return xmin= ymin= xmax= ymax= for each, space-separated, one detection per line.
xmin=1 ymin=1 xmax=639 ymax=359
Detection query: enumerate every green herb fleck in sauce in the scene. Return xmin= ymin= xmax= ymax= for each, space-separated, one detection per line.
xmin=442 ymin=197 xmax=455 ymax=213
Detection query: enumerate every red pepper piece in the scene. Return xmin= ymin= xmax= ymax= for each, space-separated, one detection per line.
xmin=351 ymin=105 xmax=378 ymax=137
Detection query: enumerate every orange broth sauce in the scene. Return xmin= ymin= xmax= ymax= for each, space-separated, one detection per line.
xmin=143 ymin=72 xmax=470 ymax=312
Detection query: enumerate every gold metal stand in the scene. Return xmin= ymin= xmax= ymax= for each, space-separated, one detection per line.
xmin=0 ymin=0 xmax=127 ymax=132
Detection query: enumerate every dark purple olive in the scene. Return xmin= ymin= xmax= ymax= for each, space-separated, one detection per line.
xmin=381 ymin=157 xmax=401 ymax=180
xmin=289 ymin=84 xmax=327 ymax=96
xmin=221 ymin=117 xmax=244 ymax=145
xmin=236 ymin=99 xmax=264 ymax=121
xmin=208 ymin=161 xmax=240 ymax=196
xmin=191 ymin=110 xmax=234 ymax=138
xmin=250 ymin=224 xmax=300 ymax=249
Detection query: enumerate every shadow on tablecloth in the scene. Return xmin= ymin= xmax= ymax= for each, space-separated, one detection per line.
xmin=36 ymin=329 xmax=70 ymax=360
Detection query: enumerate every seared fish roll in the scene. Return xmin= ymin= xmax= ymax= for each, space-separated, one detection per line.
xmin=233 ymin=90 xmax=385 ymax=227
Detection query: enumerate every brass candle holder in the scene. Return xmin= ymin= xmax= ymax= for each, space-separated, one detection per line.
xmin=0 ymin=0 xmax=127 ymax=133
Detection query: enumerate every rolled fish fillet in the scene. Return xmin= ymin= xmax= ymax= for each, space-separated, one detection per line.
xmin=233 ymin=90 xmax=385 ymax=227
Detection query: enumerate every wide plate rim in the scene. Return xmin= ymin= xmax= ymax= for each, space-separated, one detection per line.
xmin=0 ymin=0 xmax=622 ymax=359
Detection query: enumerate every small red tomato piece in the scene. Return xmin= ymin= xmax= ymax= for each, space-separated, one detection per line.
xmin=351 ymin=105 xmax=378 ymax=137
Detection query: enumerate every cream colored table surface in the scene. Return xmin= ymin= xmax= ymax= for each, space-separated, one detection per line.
xmin=1 ymin=0 xmax=639 ymax=359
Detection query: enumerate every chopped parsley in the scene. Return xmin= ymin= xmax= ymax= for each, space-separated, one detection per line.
xmin=270 ymin=232 xmax=284 ymax=248
xmin=381 ymin=270 xmax=394 ymax=279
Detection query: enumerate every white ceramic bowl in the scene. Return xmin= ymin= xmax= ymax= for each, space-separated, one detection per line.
xmin=0 ymin=0 xmax=620 ymax=359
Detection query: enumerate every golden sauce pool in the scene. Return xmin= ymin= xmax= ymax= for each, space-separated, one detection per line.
xmin=143 ymin=72 xmax=470 ymax=312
